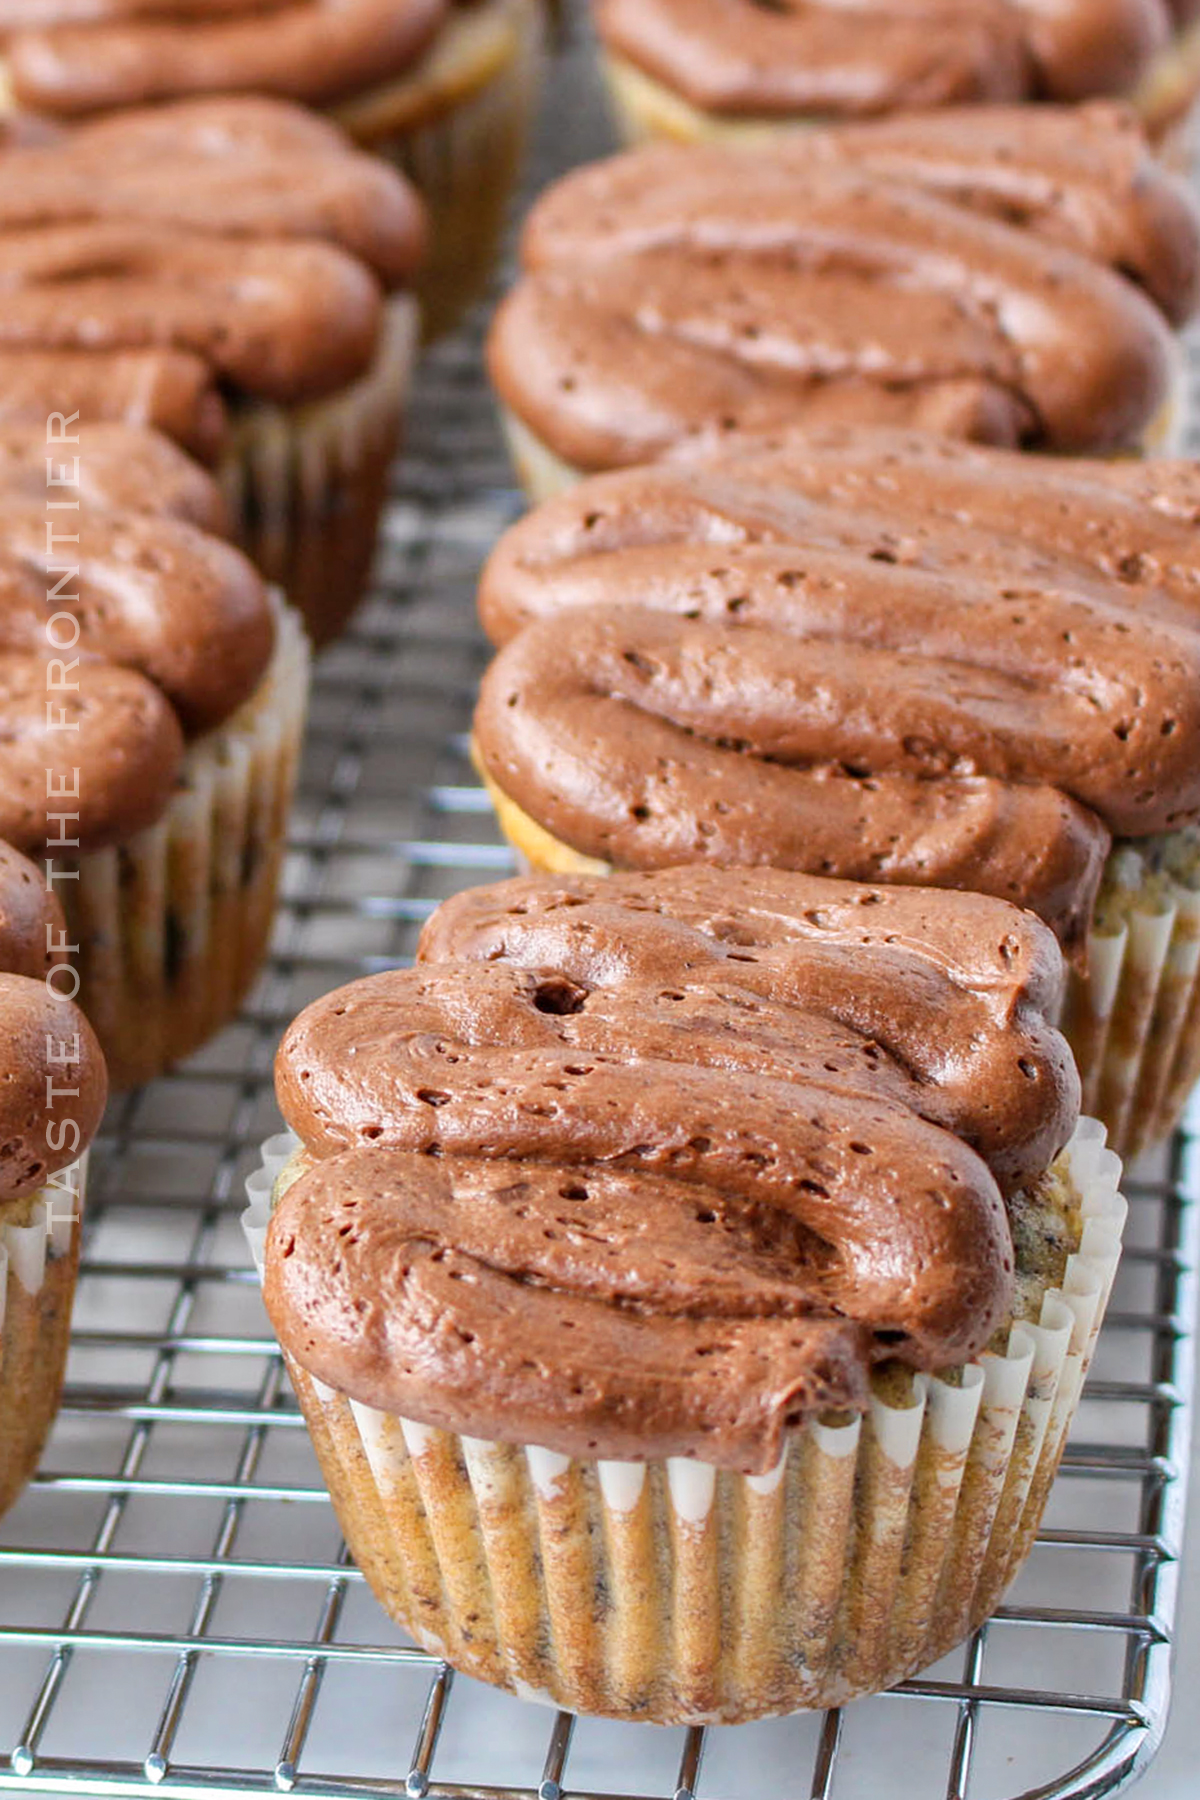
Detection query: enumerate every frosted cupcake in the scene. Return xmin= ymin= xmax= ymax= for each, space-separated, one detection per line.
xmin=0 ymin=0 xmax=543 ymax=337
xmin=246 ymin=865 xmax=1126 ymax=1720
xmin=0 ymin=839 xmax=106 ymax=1520
xmin=0 ymin=423 xmax=310 ymax=1087
xmin=591 ymin=0 xmax=1200 ymax=145
xmin=488 ymin=103 xmax=1200 ymax=497
xmin=473 ymin=427 xmax=1200 ymax=1161
xmin=0 ymin=97 xmax=427 ymax=645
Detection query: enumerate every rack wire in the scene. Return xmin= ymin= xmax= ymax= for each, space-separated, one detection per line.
xmin=2 ymin=9 xmax=1199 ymax=1798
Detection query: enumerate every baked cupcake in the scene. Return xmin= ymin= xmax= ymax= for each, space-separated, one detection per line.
xmin=245 ymin=865 xmax=1126 ymax=1721
xmin=0 ymin=422 xmax=310 ymax=1088
xmin=473 ymin=426 xmax=1200 ymax=1161
xmin=1145 ymin=0 xmax=1200 ymax=134
xmin=0 ymin=0 xmax=543 ymax=338
xmin=0 ymin=838 xmax=106 ymax=1519
xmin=0 ymin=96 xmax=426 ymax=646
xmin=488 ymin=103 xmax=1200 ymax=497
xmin=592 ymin=0 xmax=1200 ymax=145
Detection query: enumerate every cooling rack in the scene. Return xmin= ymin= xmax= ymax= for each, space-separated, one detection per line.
xmin=2 ymin=9 xmax=1200 ymax=1799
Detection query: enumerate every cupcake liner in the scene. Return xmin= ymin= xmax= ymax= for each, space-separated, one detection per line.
xmin=220 ymin=295 xmax=419 ymax=649
xmin=1063 ymin=834 xmax=1200 ymax=1162
xmin=0 ymin=1155 xmax=87 ymax=1519
xmin=244 ymin=1119 xmax=1126 ymax=1723
xmin=499 ymin=407 xmax=587 ymax=505
xmin=64 ymin=598 xmax=310 ymax=1089
xmin=332 ymin=0 xmax=545 ymax=340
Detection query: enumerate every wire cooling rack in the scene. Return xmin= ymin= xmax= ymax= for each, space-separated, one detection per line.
xmin=3 ymin=10 xmax=1200 ymax=1799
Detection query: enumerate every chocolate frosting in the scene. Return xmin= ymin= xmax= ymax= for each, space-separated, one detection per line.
xmin=0 ymin=97 xmax=426 ymax=453
xmin=488 ymin=105 xmax=1195 ymax=462
xmin=0 ymin=423 xmax=226 ymax=533
xmin=267 ymin=866 xmax=1079 ymax=1471
xmin=0 ymin=423 xmax=276 ymax=854
xmin=594 ymin=0 xmax=1173 ymax=113
xmin=474 ymin=427 xmax=1200 ymax=948
xmin=0 ymin=839 xmax=106 ymax=1197
xmin=0 ymin=971 xmax=106 ymax=1201
xmin=0 ymin=838 xmax=68 ymax=981
xmin=3 ymin=0 xmax=449 ymax=116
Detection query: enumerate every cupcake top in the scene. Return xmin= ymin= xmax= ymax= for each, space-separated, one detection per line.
xmin=0 ymin=0 xmax=451 ymax=117
xmin=266 ymin=865 xmax=1079 ymax=1472
xmin=0 ymin=423 xmax=276 ymax=855
xmin=593 ymin=0 xmax=1174 ymax=115
xmin=488 ymin=103 xmax=1199 ymax=461
xmin=0 ymin=839 xmax=106 ymax=1202
xmin=474 ymin=427 xmax=1200 ymax=952
xmin=0 ymin=96 xmax=426 ymax=460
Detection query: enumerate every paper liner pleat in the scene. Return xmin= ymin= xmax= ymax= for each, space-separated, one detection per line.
xmin=0 ymin=1157 xmax=87 ymax=1519
xmin=62 ymin=600 xmax=309 ymax=1088
xmin=245 ymin=1120 xmax=1126 ymax=1722
xmin=1063 ymin=843 xmax=1200 ymax=1160
xmin=220 ymin=295 xmax=418 ymax=647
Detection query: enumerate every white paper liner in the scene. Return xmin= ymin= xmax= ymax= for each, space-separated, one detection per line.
xmin=243 ymin=1118 xmax=1126 ymax=1721
xmin=0 ymin=1154 xmax=88 ymax=1518
xmin=1063 ymin=837 xmax=1200 ymax=1159
xmin=64 ymin=597 xmax=309 ymax=1089
xmin=220 ymin=295 xmax=418 ymax=647
xmin=0 ymin=1155 xmax=86 ymax=1327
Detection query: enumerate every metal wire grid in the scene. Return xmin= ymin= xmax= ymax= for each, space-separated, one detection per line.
xmin=1 ymin=12 xmax=1200 ymax=1798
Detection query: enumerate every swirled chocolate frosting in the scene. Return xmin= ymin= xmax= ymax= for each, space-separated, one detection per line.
xmin=473 ymin=426 xmax=1200 ymax=950
xmin=488 ymin=104 xmax=1197 ymax=461
xmin=0 ymin=97 xmax=426 ymax=457
xmin=266 ymin=865 xmax=1079 ymax=1472
xmin=1 ymin=0 xmax=449 ymax=117
xmin=594 ymin=0 xmax=1175 ymax=114
xmin=0 ymin=423 xmax=276 ymax=854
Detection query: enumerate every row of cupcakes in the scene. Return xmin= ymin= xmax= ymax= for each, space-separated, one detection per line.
xmin=242 ymin=23 xmax=1200 ymax=1730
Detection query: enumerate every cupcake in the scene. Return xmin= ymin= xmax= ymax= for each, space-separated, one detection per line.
xmin=473 ymin=426 xmax=1200 ymax=1160
xmin=0 ymin=838 xmax=106 ymax=1519
xmin=245 ymin=865 xmax=1126 ymax=1721
xmin=0 ymin=96 xmax=427 ymax=646
xmin=487 ymin=103 xmax=1200 ymax=497
xmin=0 ymin=0 xmax=543 ymax=338
xmin=591 ymin=0 xmax=1200 ymax=145
xmin=1144 ymin=0 xmax=1200 ymax=134
xmin=0 ymin=422 xmax=310 ymax=1087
